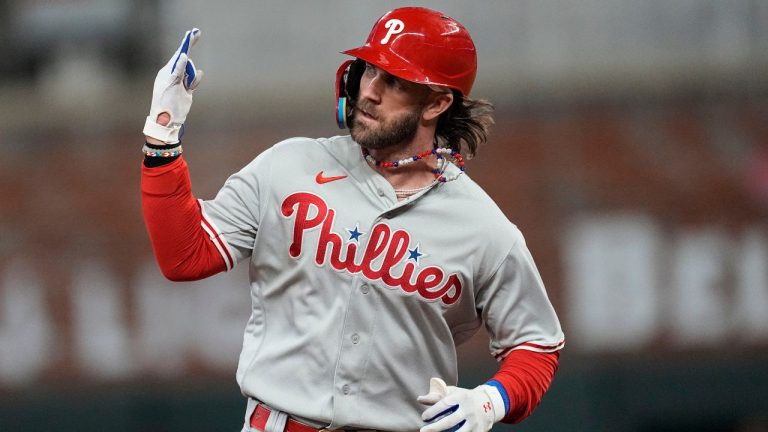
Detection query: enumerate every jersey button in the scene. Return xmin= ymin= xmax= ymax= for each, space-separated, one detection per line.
xmin=377 ymin=188 xmax=385 ymax=197
xmin=342 ymin=384 xmax=351 ymax=395
xmin=351 ymin=333 xmax=360 ymax=344
xmin=360 ymin=284 xmax=370 ymax=294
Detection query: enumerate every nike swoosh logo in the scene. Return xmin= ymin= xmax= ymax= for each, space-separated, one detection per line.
xmin=315 ymin=171 xmax=348 ymax=184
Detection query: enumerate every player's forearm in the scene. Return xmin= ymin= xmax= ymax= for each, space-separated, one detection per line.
xmin=488 ymin=350 xmax=560 ymax=424
xmin=141 ymin=157 xmax=227 ymax=280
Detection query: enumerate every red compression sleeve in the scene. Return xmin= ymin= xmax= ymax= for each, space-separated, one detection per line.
xmin=489 ymin=349 xmax=560 ymax=424
xmin=141 ymin=157 xmax=228 ymax=280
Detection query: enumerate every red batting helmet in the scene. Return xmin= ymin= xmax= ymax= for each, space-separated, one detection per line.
xmin=335 ymin=7 xmax=477 ymax=128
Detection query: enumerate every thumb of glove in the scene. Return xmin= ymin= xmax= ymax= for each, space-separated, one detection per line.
xmin=187 ymin=68 xmax=204 ymax=91
xmin=417 ymin=377 xmax=449 ymax=405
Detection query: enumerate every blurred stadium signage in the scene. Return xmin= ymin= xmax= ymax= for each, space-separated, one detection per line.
xmin=564 ymin=215 xmax=767 ymax=352
xmin=1 ymin=215 xmax=766 ymax=386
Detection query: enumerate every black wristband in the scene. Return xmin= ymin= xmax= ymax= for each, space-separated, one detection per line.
xmin=144 ymin=155 xmax=180 ymax=167
xmin=145 ymin=141 xmax=181 ymax=150
xmin=143 ymin=141 xmax=181 ymax=167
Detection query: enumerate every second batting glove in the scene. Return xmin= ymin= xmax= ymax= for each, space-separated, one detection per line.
xmin=418 ymin=377 xmax=505 ymax=432
xmin=143 ymin=28 xmax=204 ymax=144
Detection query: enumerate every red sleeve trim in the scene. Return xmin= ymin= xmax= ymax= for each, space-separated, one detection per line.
xmin=491 ymin=349 xmax=560 ymax=424
xmin=198 ymin=200 xmax=235 ymax=270
xmin=141 ymin=157 xmax=229 ymax=280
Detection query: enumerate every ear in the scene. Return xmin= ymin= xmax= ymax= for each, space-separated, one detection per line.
xmin=422 ymin=91 xmax=454 ymax=122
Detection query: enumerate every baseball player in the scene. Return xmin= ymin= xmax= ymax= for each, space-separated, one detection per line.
xmin=141 ymin=7 xmax=564 ymax=432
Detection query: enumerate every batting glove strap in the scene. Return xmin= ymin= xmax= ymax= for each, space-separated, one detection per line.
xmin=143 ymin=117 xmax=184 ymax=144
xmin=144 ymin=28 xmax=203 ymax=144
xmin=419 ymin=378 xmax=505 ymax=432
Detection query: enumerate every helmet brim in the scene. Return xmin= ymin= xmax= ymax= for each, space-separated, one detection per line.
xmin=342 ymin=45 xmax=456 ymax=92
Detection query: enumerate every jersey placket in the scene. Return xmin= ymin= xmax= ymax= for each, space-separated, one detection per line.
xmin=364 ymin=171 xmax=439 ymax=216
xmin=366 ymin=171 xmax=396 ymax=207
xmin=327 ymin=276 xmax=379 ymax=429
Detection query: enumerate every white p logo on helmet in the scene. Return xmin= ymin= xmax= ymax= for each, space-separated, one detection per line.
xmin=380 ymin=19 xmax=405 ymax=44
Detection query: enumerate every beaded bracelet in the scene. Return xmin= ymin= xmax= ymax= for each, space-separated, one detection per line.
xmin=142 ymin=143 xmax=183 ymax=158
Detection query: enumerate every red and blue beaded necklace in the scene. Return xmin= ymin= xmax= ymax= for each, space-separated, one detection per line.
xmin=362 ymin=147 xmax=465 ymax=183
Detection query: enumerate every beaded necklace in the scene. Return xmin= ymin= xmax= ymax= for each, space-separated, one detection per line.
xmin=362 ymin=147 xmax=465 ymax=184
xmin=392 ymin=157 xmax=448 ymax=198
xmin=394 ymin=184 xmax=433 ymax=197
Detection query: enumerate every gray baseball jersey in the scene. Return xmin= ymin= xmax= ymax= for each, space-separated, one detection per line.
xmin=200 ymin=135 xmax=564 ymax=431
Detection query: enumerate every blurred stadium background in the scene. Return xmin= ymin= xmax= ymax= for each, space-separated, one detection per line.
xmin=1 ymin=0 xmax=768 ymax=431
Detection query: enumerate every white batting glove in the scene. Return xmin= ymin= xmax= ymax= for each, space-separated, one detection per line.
xmin=418 ymin=377 xmax=505 ymax=432
xmin=143 ymin=28 xmax=204 ymax=144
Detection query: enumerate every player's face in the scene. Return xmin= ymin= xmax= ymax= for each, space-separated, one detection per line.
xmin=350 ymin=63 xmax=430 ymax=150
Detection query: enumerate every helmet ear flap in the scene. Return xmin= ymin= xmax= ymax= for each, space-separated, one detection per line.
xmin=335 ymin=59 xmax=365 ymax=129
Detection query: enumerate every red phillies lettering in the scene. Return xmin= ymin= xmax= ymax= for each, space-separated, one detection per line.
xmin=316 ymin=208 xmax=342 ymax=265
xmin=386 ymin=262 xmax=418 ymax=293
xmin=439 ymin=274 xmax=462 ymax=304
xmin=319 ymin=209 xmax=361 ymax=273
xmin=415 ymin=266 xmax=444 ymax=300
xmin=282 ymin=192 xmax=328 ymax=258
xmin=382 ymin=229 xmax=410 ymax=275
xmin=281 ymin=192 xmax=462 ymax=305
xmin=361 ymin=224 xmax=391 ymax=280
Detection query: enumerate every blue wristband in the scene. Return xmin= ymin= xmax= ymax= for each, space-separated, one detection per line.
xmin=485 ymin=379 xmax=510 ymax=416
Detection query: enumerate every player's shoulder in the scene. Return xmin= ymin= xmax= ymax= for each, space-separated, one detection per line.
xmin=449 ymin=174 xmax=510 ymax=217
xmin=235 ymin=135 xmax=357 ymax=179
xmin=268 ymin=135 xmax=356 ymax=156
xmin=446 ymin=173 xmax=523 ymax=236
xmin=260 ymin=135 xmax=359 ymax=170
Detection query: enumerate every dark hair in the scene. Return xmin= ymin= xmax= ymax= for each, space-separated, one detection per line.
xmin=435 ymin=90 xmax=495 ymax=158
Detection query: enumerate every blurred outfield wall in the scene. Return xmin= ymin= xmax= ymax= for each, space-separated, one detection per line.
xmin=1 ymin=1 xmax=768 ymax=431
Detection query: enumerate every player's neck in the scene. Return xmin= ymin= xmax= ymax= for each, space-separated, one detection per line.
xmin=365 ymin=145 xmax=430 ymax=165
xmin=364 ymin=134 xmax=440 ymax=194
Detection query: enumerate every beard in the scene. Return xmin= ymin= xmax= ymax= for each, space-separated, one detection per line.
xmin=349 ymin=100 xmax=422 ymax=150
